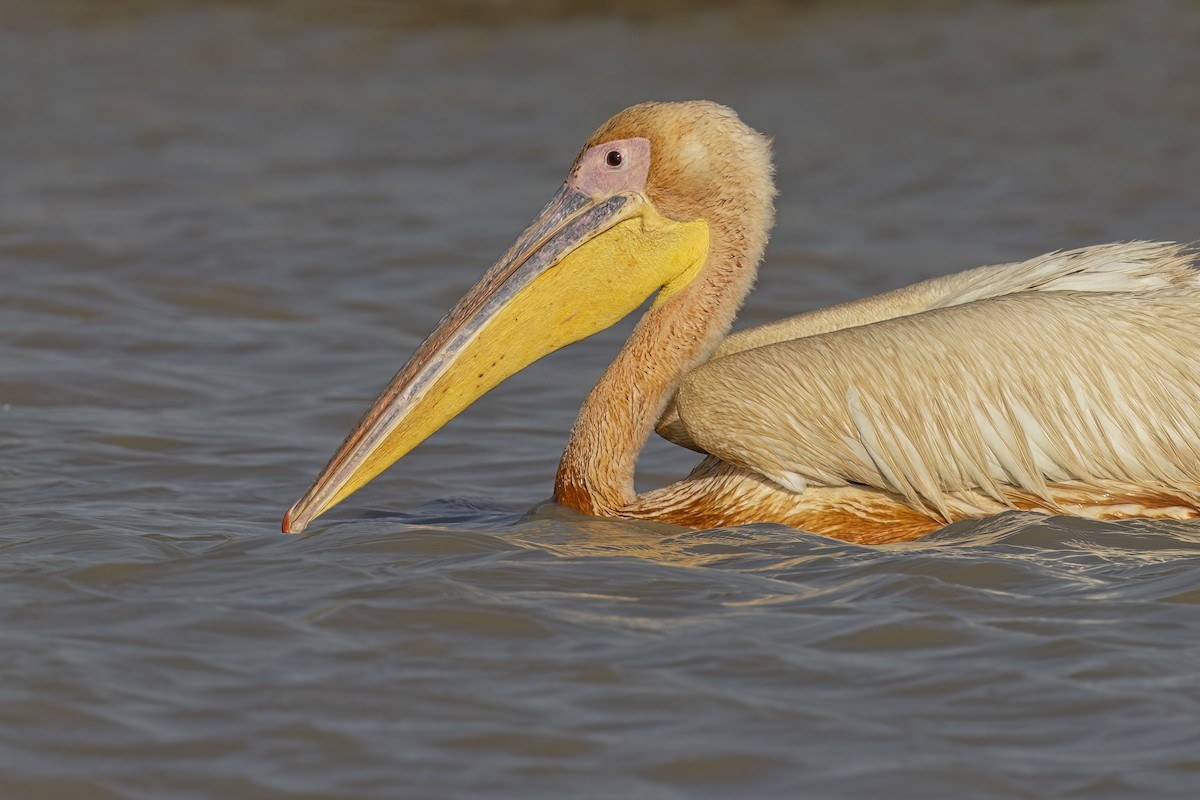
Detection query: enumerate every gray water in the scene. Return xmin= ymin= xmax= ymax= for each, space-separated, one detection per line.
xmin=4 ymin=1 xmax=1200 ymax=797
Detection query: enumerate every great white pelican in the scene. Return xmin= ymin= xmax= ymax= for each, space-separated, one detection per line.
xmin=283 ymin=101 xmax=1200 ymax=543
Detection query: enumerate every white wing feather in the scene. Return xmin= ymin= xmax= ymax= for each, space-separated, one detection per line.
xmin=669 ymin=243 xmax=1200 ymax=517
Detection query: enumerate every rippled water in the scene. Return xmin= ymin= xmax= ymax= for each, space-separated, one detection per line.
xmin=4 ymin=1 xmax=1200 ymax=797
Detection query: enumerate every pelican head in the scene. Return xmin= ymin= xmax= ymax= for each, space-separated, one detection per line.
xmin=283 ymin=101 xmax=774 ymax=533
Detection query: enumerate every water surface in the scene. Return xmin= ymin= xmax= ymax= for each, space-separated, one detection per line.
xmin=3 ymin=1 xmax=1200 ymax=797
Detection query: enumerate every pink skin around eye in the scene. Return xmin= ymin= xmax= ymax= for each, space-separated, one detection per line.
xmin=569 ymin=137 xmax=651 ymax=197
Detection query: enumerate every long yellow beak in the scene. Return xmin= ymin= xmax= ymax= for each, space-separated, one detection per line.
xmin=283 ymin=137 xmax=709 ymax=533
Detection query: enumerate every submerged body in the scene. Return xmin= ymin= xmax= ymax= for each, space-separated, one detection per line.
xmin=285 ymin=101 xmax=1200 ymax=543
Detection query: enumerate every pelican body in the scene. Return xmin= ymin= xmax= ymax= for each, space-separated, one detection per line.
xmin=284 ymin=101 xmax=1200 ymax=543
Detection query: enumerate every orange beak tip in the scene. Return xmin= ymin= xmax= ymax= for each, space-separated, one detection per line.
xmin=281 ymin=509 xmax=305 ymax=535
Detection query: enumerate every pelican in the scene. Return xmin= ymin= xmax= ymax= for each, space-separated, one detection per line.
xmin=284 ymin=100 xmax=1200 ymax=543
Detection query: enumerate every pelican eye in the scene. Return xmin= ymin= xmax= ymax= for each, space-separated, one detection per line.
xmin=605 ymin=149 xmax=623 ymax=168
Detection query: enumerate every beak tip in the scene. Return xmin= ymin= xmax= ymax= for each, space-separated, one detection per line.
xmin=281 ymin=507 xmax=306 ymax=535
